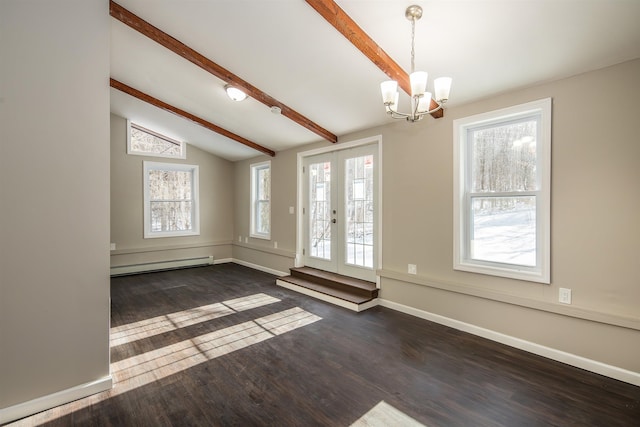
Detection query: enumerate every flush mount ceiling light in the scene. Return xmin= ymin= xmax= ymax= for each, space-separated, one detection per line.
xmin=224 ymin=84 xmax=247 ymax=102
xmin=380 ymin=5 xmax=452 ymax=123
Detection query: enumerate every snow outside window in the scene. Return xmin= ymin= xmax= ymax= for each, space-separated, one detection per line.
xmin=453 ymin=98 xmax=551 ymax=283
xmin=250 ymin=161 xmax=271 ymax=239
xmin=128 ymin=121 xmax=186 ymax=159
xmin=143 ymin=161 xmax=200 ymax=238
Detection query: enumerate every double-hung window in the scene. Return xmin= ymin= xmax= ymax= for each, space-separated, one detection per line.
xmin=143 ymin=161 xmax=200 ymax=238
xmin=453 ymin=98 xmax=551 ymax=283
xmin=250 ymin=161 xmax=271 ymax=239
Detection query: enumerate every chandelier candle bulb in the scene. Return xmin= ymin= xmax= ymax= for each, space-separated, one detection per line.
xmin=410 ymin=71 xmax=428 ymax=96
xmin=380 ymin=81 xmax=398 ymax=104
xmin=434 ymin=77 xmax=452 ymax=102
xmin=417 ymin=93 xmax=431 ymax=113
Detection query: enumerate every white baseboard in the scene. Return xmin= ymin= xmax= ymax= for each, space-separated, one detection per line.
xmin=0 ymin=375 xmax=112 ymax=425
xmin=110 ymin=256 xmax=214 ymax=276
xmin=379 ymin=299 xmax=640 ymax=387
xmin=231 ymin=259 xmax=289 ymax=277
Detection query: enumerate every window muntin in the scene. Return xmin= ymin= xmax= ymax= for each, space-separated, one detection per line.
xmin=128 ymin=121 xmax=186 ymax=159
xmin=250 ymin=161 xmax=271 ymax=239
xmin=454 ymin=98 xmax=551 ymax=283
xmin=143 ymin=161 xmax=199 ymax=238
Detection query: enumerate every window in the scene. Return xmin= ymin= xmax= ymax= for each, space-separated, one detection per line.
xmin=128 ymin=121 xmax=186 ymax=159
xmin=453 ymin=98 xmax=551 ymax=283
xmin=250 ymin=161 xmax=271 ymax=239
xmin=143 ymin=161 xmax=199 ymax=238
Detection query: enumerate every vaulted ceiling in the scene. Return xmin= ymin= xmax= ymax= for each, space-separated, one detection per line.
xmin=110 ymin=0 xmax=640 ymax=161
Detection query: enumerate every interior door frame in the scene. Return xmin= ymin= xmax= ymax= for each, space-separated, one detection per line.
xmin=296 ymin=135 xmax=382 ymax=286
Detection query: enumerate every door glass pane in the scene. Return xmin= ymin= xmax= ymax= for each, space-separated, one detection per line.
xmin=309 ymin=162 xmax=331 ymax=260
xmin=345 ymin=155 xmax=374 ymax=268
xmin=470 ymin=196 xmax=536 ymax=266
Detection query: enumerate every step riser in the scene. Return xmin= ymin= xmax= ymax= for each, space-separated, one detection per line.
xmin=276 ymin=279 xmax=378 ymax=312
xmin=289 ymin=270 xmax=377 ymax=298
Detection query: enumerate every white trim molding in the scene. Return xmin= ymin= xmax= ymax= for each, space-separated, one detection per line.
xmin=378 ymin=299 xmax=640 ymax=387
xmin=0 ymin=376 xmax=112 ymax=425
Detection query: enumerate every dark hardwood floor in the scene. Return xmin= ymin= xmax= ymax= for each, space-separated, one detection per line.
xmin=9 ymin=263 xmax=640 ymax=426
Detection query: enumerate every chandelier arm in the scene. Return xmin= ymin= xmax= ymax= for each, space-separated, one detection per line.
xmin=385 ymin=105 xmax=411 ymax=119
xmin=385 ymin=99 xmax=444 ymax=120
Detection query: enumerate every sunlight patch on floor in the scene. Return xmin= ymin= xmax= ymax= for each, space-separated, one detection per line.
xmin=351 ymin=401 xmax=427 ymax=427
xmin=10 ymin=307 xmax=320 ymax=427
xmin=110 ymin=293 xmax=280 ymax=346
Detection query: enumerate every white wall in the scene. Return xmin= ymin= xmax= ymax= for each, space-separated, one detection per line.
xmin=0 ymin=0 xmax=111 ymax=421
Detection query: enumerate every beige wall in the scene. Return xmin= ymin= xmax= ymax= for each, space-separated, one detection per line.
xmin=110 ymin=114 xmax=234 ymax=266
xmin=0 ymin=0 xmax=111 ymax=411
xmin=233 ymin=59 xmax=640 ymax=374
xmin=233 ymin=148 xmax=300 ymax=273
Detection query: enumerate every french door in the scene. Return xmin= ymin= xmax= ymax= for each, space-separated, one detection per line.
xmin=303 ymin=144 xmax=377 ymax=282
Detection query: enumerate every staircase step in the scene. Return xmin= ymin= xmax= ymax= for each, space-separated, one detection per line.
xmin=289 ymin=267 xmax=378 ymax=298
xmin=276 ymin=267 xmax=379 ymax=312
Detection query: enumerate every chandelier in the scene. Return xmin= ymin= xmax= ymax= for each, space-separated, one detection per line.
xmin=380 ymin=5 xmax=452 ymax=122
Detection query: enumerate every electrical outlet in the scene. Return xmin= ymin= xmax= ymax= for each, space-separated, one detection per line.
xmin=559 ymin=288 xmax=572 ymax=304
xmin=408 ymin=264 xmax=417 ymax=275
xmin=274 ymin=241 xmax=278 ymax=249
xmin=238 ymin=235 xmax=242 ymax=242
xmin=244 ymin=237 xmax=248 ymax=243
xmin=110 ymin=243 xmax=116 ymax=251
xmin=289 ymin=206 xmax=295 ymax=214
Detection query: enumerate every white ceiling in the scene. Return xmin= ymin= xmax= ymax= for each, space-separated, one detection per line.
xmin=110 ymin=0 xmax=640 ymax=161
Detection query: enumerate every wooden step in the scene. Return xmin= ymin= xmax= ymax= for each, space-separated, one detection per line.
xmin=276 ymin=267 xmax=378 ymax=312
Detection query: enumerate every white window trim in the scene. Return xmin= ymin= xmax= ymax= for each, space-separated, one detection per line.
xmin=250 ymin=160 xmax=271 ymax=240
xmin=453 ymin=98 xmax=551 ymax=284
xmin=127 ymin=120 xmax=186 ymax=159
xmin=143 ymin=161 xmax=200 ymax=238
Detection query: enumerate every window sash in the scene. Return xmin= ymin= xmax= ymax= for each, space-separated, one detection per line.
xmin=250 ymin=161 xmax=271 ymax=239
xmin=454 ymin=98 xmax=551 ymax=283
xmin=143 ymin=161 xmax=199 ymax=238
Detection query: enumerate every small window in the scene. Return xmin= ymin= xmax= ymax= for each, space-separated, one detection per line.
xmin=453 ymin=98 xmax=551 ymax=283
xmin=250 ymin=161 xmax=271 ymax=239
xmin=143 ymin=161 xmax=199 ymax=238
xmin=128 ymin=121 xmax=186 ymax=159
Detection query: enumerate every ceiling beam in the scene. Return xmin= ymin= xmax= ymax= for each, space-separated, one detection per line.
xmin=305 ymin=0 xmax=443 ymax=119
xmin=110 ymin=0 xmax=338 ymax=143
xmin=110 ymin=78 xmax=276 ymax=157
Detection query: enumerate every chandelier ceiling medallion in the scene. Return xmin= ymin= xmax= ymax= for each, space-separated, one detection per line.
xmin=380 ymin=5 xmax=452 ymax=122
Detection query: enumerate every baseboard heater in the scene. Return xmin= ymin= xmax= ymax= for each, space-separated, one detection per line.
xmin=110 ymin=256 xmax=214 ymax=277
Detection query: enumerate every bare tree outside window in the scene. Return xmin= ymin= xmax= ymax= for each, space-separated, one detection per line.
xmin=251 ymin=161 xmax=271 ymax=239
xmin=148 ymin=170 xmax=193 ymax=232
xmin=128 ymin=122 xmax=185 ymax=159
xmin=144 ymin=161 xmax=199 ymax=238
xmin=469 ymin=118 xmax=538 ymax=266
xmin=454 ymin=98 xmax=551 ymax=283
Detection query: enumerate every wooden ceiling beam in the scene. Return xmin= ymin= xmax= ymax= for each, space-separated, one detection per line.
xmin=110 ymin=78 xmax=276 ymax=157
xmin=305 ymin=0 xmax=443 ymax=119
xmin=110 ymin=1 xmax=338 ymax=143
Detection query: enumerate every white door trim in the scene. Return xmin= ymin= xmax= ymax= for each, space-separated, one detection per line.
xmin=296 ymin=135 xmax=383 ymax=286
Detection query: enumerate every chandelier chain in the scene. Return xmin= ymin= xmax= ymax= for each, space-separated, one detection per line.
xmin=410 ymin=16 xmax=416 ymax=74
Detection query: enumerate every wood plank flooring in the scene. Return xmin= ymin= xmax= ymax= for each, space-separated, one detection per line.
xmin=7 ymin=263 xmax=640 ymax=426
